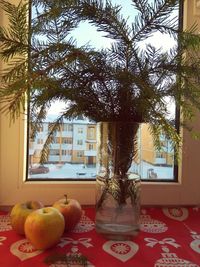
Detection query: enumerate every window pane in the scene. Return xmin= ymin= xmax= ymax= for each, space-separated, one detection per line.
xmin=28 ymin=0 xmax=179 ymax=181
xmin=28 ymin=119 xmax=175 ymax=180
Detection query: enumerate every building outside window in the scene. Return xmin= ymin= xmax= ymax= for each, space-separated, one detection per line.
xmin=37 ymin=139 xmax=43 ymax=145
xmin=54 ymin=137 xmax=60 ymax=144
xmin=62 ymin=137 xmax=73 ymax=144
xmin=77 ymin=151 xmax=84 ymax=158
xmin=62 ymin=124 xmax=73 ymax=132
xmin=89 ymin=144 xmax=93 ymax=150
xmin=78 ymin=128 xmax=83 ymax=134
xmin=88 ymin=127 xmax=95 ymax=139
xmin=37 ymin=126 xmax=43 ymax=132
xmin=62 ymin=150 xmax=72 ymax=156
xmin=77 ymin=140 xmax=83 ymax=145
xmin=49 ymin=149 xmax=60 ymax=156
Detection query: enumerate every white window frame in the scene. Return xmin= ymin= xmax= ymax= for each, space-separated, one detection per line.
xmin=0 ymin=0 xmax=200 ymax=207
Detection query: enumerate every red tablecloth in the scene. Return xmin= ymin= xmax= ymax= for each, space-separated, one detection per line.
xmin=0 ymin=207 xmax=200 ymax=266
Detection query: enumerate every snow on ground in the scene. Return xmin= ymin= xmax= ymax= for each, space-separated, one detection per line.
xmin=28 ymin=161 xmax=174 ymax=180
xmin=140 ymin=161 xmax=174 ymax=179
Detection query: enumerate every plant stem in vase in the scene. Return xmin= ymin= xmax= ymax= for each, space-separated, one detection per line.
xmin=95 ymin=121 xmax=141 ymax=240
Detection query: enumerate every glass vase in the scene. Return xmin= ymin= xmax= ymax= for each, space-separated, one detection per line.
xmin=95 ymin=121 xmax=141 ymax=240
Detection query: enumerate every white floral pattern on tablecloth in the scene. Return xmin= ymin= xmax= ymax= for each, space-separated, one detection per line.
xmin=10 ymin=239 xmax=43 ymax=261
xmin=103 ymin=240 xmax=139 ymax=262
xmin=163 ymin=207 xmax=189 ymax=221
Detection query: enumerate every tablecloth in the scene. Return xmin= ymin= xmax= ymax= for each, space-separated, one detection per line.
xmin=0 ymin=206 xmax=200 ymax=266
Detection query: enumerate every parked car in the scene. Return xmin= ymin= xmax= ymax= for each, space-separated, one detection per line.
xmin=29 ymin=165 xmax=49 ymax=175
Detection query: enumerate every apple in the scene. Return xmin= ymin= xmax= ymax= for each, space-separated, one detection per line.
xmin=53 ymin=195 xmax=82 ymax=232
xmin=10 ymin=200 xmax=44 ymax=235
xmin=24 ymin=207 xmax=65 ymax=250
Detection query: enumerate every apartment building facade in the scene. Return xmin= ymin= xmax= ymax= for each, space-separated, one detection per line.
xmin=29 ymin=120 xmax=173 ymax=167
xmin=29 ymin=118 xmax=97 ymax=166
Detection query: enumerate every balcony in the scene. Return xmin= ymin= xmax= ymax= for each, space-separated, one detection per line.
xmin=155 ymin=158 xmax=167 ymax=164
xmin=84 ymin=150 xmax=97 ymax=157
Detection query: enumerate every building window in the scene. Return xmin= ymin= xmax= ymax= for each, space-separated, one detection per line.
xmin=77 ymin=140 xmax=83 ymax=145
xmin=77 ymin=151 xmax=84 ymax=157
xmin=34 ymin=149 xmax=41 ymax=156
xmin=49 ymin=149 xmax=60 ymax=156
xmin=62 ymin=150 xmax=72 ymax=156
xmin=62 ymin=124 xmax=73 ymax=132
xmin=54 ymin=137 xmax=60 ymax=144
xmin=89 ymin=144 xmax=93 ymax=150
xmin=156 ymin=151 xmax=165 ymax=158
xmin=78 ymin=128 xmax=83 ymax=134
xmin=38 ymin=126 xmax=43 ymax=132
xmin=88 ymin=127 xmax=95 ymax=139
xmin=62 ymin=137 xmax=73 ymax=144
xmin=37 ymin=139 xmax=43 ymax=144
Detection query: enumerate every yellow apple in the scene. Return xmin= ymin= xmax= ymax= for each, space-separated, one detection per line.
xmin=10 ymin=200 xmax=44 ymax=235
xmin=53 ymin=195 xmax=82 ymax=232
xmin=24 ymin=207 xmax=65 ymax=250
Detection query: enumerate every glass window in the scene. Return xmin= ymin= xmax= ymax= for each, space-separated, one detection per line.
xmin=62 ymin=124 xmax=73 ymax=132
xmin=78 ymin=128 xmax=83 ymax=134
xmin=77 ymin=140 xmax=83 ymax=145
xmin=88 ymin=127 xmax=95 ymax=139
xmin=27 ymin=0 xmax=180 ymax=181
xmin=89 ymin=144 xmax=93 ymax=150
xmin=62 ymin=138 xmax=72 ymax=144
xmin=37 ymin=139 xmax=43 ymax=145
xmin=38 ymin=126 xmax=43 ymax=132
xmin=49 ymin=149 xmax=60 ymax=156
xmin=77 ymin=151 xmax=84 ymax=157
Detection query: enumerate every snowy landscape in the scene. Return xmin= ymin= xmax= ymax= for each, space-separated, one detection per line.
xmin=28 ymin=161 xmax=174 ymax=180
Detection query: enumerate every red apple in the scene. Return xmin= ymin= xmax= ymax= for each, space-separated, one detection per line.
xmin=10 ymin=200 xmax=44 ymax=235
xmin=53 ymin=195 xmax=82 ymax=232
xmin=24 ymin=207 xmax=65 ymax=250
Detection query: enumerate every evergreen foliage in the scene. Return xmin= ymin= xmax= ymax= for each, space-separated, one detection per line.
xmin=1 ymin=0 xmax=200 ymax=161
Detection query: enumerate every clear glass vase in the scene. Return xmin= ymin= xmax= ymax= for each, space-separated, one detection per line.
xmin=95 ymin=121 xmax=141 ymax=240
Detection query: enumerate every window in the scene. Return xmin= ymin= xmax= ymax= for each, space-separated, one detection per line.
xmin=1 ymin=0 xmax=200 ymax=206
xmin=37 ymin=139 xmax=43 ymax=145
xmin=67 ymin=150 xmax=72 ymax=156
xmin=62 ymin=138 xmax=72 ymax=144
xmin=77 ymin=140 xmax=83 ymax=146
xmin=78 ymin=128 xmax=83 ymax=134
xmin=89 ymin=144 xmax=93 ymax=150
xmin=62 ymin=150 xmax=72 ymax=156
xmin=35 ymin=149 xmax=41 ymax=156
xmin=54 ymin=137 xmax=60 ymax=144
xmin=26 ymin=0 xmax=181 ymax=182
xmin=38 ymin=126 xmax=43 ymax=132
xmin=77 ymin=151 xmax=84 ymax=158
xmin=88 ymin=127 xmax=95 ymax=139
xmin=155 ymin=152 xmax=165 ymax=158
xmin=49 ymin=149 xmax=60 ymax=156
xmin=62 ymin=124 xmax=73 ymax=132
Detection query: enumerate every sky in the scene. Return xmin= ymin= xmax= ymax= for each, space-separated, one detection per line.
xmin=70 ymin=0 xmax=177 ymax=50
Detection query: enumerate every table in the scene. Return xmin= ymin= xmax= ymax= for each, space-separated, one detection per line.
xmin=0 ymin=206 xmax=200 ymax=266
